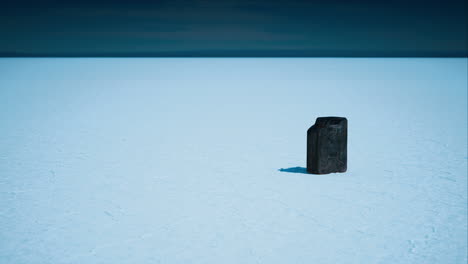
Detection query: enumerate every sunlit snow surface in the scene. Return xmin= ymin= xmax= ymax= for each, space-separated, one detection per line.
xmin=0 ymin=58 xmax=467 ymax=263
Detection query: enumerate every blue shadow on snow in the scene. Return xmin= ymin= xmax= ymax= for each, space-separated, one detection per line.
xmin=278 ymin=167 xmax=309 ymax=174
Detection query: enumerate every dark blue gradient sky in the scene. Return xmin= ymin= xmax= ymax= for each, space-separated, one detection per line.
xmin=1 ymin=0 xmax=466 ymax=56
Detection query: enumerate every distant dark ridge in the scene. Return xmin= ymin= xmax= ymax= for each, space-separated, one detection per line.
xmin=1 ymin=50 xmax=467 ymax=58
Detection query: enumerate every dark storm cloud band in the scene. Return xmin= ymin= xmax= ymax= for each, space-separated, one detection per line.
xmin=0 ymin=0 xmax=466 ymax=57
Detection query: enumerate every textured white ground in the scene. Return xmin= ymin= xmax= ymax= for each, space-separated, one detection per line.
xmin=0 ymin=58 xmax=467 ymax=263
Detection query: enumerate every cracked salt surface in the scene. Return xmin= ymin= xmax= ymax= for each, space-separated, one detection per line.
xmin=0 ymin=58 xmax=466 ymax=263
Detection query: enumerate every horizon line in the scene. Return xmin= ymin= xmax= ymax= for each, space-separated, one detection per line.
xmin=1 ymin=50 xmax=467 ymax=58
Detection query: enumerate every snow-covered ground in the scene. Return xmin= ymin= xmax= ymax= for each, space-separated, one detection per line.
xmin=0 ymin=58 xmax=466 ymax=263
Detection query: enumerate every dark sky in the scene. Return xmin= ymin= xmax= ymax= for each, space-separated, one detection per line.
xmin=1 ymin=0 xmax=467 ymax=56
